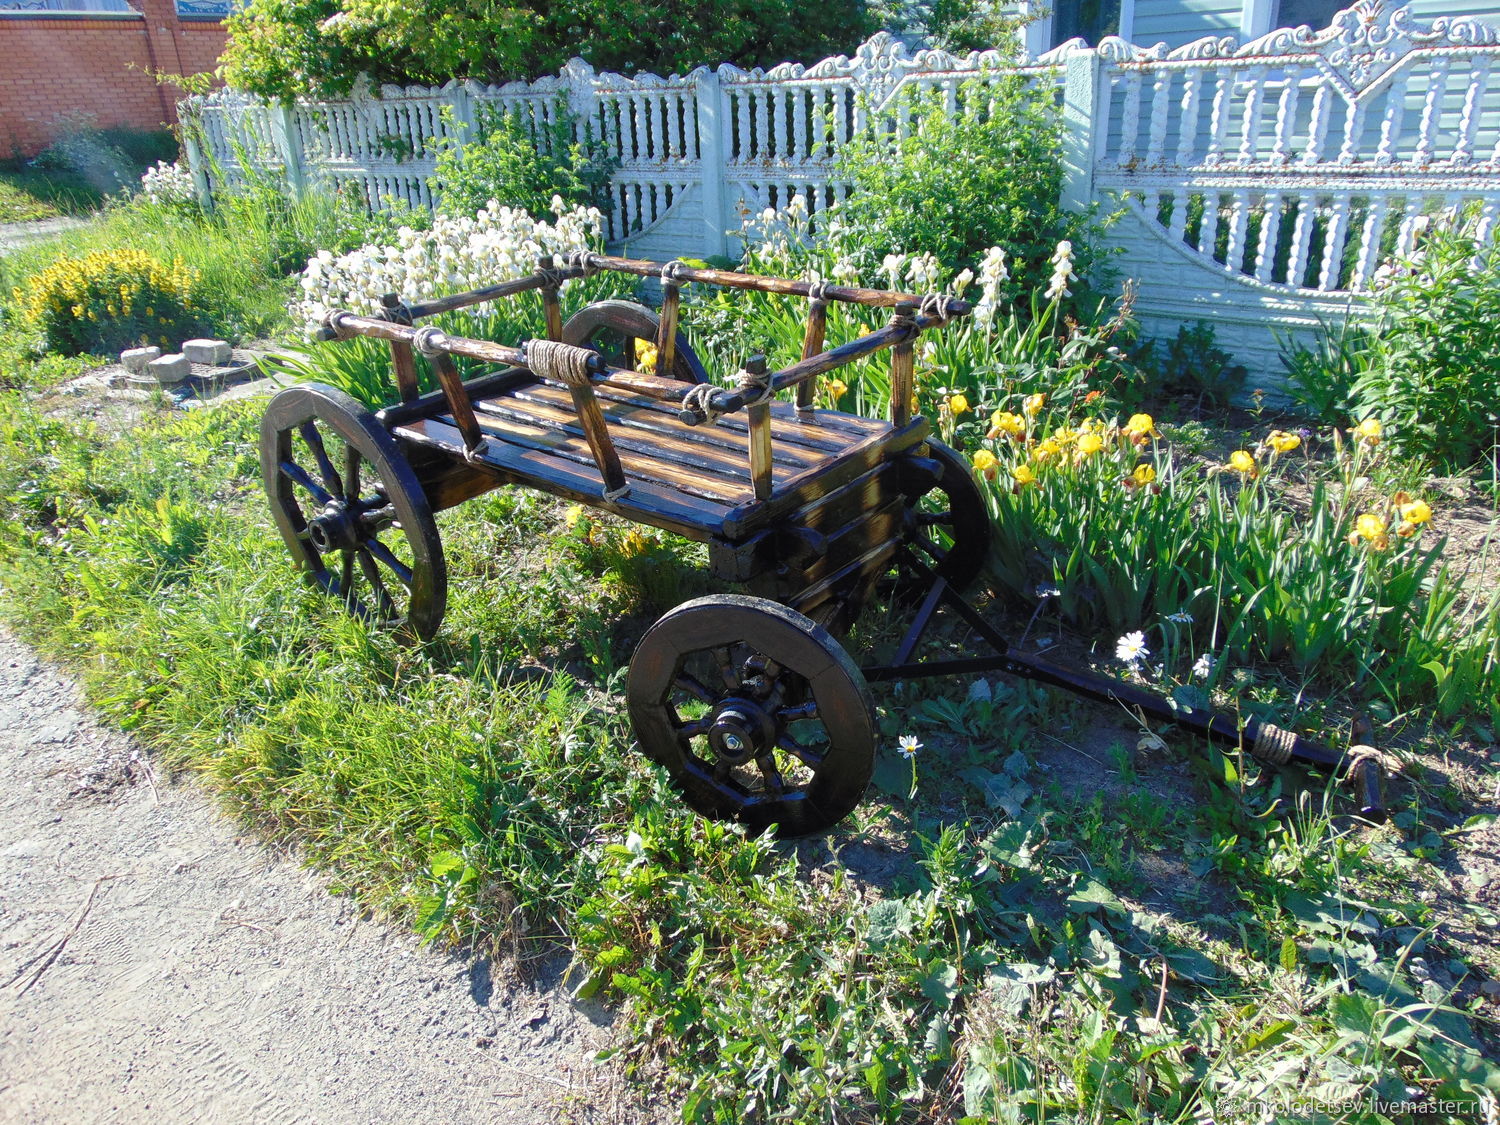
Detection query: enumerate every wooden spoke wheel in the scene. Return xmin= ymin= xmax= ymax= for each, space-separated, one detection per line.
xmin=628 ymin=595 xmax=876 ymax=837
xmin=260 ymin=382 xmax=446 ymax=641
xmin=899 ymin=439 xmax=992 ymax=595
xmin=560 ymin=299 xmax=708 ymax=383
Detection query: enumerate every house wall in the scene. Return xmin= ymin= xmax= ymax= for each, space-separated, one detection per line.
xmin=0 ymin=0 xmax=226 ymax=157
xmin=1131 ymin=0 xmax=1246 ymax=48
xmin=1028 ymin=0 xmax=1500 ymax=51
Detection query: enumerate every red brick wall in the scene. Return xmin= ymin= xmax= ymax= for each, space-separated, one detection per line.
xmin=0 ymin=0 xmax=227 ymax=158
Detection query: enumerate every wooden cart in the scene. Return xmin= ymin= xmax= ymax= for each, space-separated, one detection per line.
xmin=260 ymin=252 xmax=1384 ymax=836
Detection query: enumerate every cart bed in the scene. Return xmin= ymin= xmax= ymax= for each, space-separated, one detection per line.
xmin=393 ymin=374 xmax=929 ymax=542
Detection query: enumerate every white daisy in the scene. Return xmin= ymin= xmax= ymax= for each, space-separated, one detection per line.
xmin=1115 ymin=631 xmax=1149 ymax=665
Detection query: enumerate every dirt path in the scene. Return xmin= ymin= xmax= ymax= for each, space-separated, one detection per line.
xmin=0 ymin=217 xmax=86 ymax=253
xmin=0 ymin=631 xmax=644 ymax=1124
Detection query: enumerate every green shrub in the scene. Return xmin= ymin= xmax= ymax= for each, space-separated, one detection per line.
xmin=428 ymin=105 xmax=615 ymax=219
xmin=14 ymin=248 xmax=202 ymax=356
xmin=832 ymin=77 xmax=1106 ymax=300
xmin=28 ymin=118 xmax=175 ymax=196
xmin=1286 ymin=230 xmax=1500 ymax=471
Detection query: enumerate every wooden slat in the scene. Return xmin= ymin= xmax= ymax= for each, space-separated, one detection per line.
xmin=474 ymin=393 xmax=815 ymax=485
xmin=505 ymin=382 xmax=828 ymax=468
xmin=464 ymin=411 xmax=748 ymax=505
xmin=568 ymin=379 xmax=887 ymax=448
xmin=788 ymin=537 xmax=903 ymax=617
xmin=707 ymin=462 xmax=900 ymax=582
xmin=723 ymin=419 xmax=929 ymax=538
xmin=416 ymin=460 xmax=506 ymax=512
xmin=796 ymin=496 xmax=905 ymax=588
xmin=395 ymin=418 xmax=725 ymax=541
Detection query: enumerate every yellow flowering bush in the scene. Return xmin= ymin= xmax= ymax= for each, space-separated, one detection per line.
xmin=16 ymin=249 xmax=201 ymax=357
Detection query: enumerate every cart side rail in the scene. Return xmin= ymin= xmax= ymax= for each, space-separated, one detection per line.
xmin=320 ymin=254 xmax=971 ymax=504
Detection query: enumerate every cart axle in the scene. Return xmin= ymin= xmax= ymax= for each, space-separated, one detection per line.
xmin=863 ymin=554 xmax=1387 ymax=821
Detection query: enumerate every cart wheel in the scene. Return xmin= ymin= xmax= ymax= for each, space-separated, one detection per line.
xmin=260 ymin=382 xmax=446 ymax=641
xmin=560 ymin=299 xmax=708 ymax=383
xmin=900 ymin=439 xmax=992 ymax=595
xmin=628 ymin=595 xmax=876 ymax=837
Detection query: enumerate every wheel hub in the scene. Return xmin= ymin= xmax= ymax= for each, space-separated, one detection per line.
xmin=708 ymin=696 xmax=779 ymax=765
xmin=306 ymin=501 xmax=362 ymax=554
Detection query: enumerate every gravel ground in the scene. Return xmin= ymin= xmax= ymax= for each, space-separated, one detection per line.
xmin=0 ymin=631 xmax=653 ymax=1125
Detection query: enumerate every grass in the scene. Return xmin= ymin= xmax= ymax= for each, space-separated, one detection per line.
xmin=0 ymin=169 xmax=107 ymax=223
xmin=0 ymin=189 xmax=1496 ymax=1121
xmin=0 ymin=376 xmax=1495 ymax=1123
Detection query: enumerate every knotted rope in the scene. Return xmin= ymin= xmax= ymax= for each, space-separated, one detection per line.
xmin=919 ymin=293 xmax=953 ymax=323
xmin=660 ymin=259 xmax=688 ymax=285
xmin=889 ymin=301 xmax=920 ymax=342
xmin=807 ymin=280 xmax=830 ymax=303
xmin=1346 ymin=743 xmax=1396 ymax=776
xmin=562 ymin=249 xmax=598 ymax=277
xmin=1249 ymin=722 xmax=1297 ymax=766
xmin=411 ymin=326 xmax=448 ymax=357
xmin=680 ymin=382 xmax=725 ymax=425
xmin=737 ymin=363 xmax=774 ymax=408
xmin=525 ymin=339 xmax=595 ymax=388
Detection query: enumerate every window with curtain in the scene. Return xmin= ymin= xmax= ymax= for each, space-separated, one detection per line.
xmin=1051 ymin=0 xmax=1123 ymax=46
xmin=0 ymin=0 xmax=135 ymax=11
xmin=175 ymin=0 xmax=237 ymax=15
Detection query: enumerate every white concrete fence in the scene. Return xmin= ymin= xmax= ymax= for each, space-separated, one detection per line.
xmin=184 ymin=0 xmax=1500 ymax=377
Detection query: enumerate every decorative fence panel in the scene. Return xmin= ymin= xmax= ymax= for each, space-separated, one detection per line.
xmin=1080 ymin=0 xmax=1500 ymax=373
xmin=183 ymin=0 xmax=1500 ymax=381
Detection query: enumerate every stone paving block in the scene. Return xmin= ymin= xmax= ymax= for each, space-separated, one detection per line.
xmin=182 ymin=338 xmax=232 ymax=365
xmin=120 ymin=346 xmax=162 ymax=375
xmin=148 ymin=353 xmax=191 ymax=385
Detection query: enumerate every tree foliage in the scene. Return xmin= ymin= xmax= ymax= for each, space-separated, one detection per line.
xmin=221 ymin=0 xmax=878 ymax=100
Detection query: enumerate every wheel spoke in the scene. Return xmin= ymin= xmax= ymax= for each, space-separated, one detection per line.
xmin=673 ymin=673 xmax=716 ymax=704
xmin=675 ymin=717 xmax=712 ymax=738
xmin=755 ymin=755 xmax=787 ymax=795
xmin=357 ymin=549 xmax=400 ymax=619
xmin=911 ymin=532 xmax=949 ymax=564
xmin=777 ymin=701 xmax=819 ymax=722
xmin=339 ymin=549 xmax=355 ymax=598
xmin=917 ymin=509 xmax=954 ymax=526
xmin=713 ymin=645 xmax=739 ymax=691
xmin=280 ymin=460 xmax=333 ymax=506
xmin=344 ymin=443 xmax=361 ymax=502
xmin=365 ymin=537 xmax=413 ymax=589
xmin=299 ymin=423 xmax=345 ymax=497
xmin=777 ymin=734 xmax=824 ymax=768
xmin=357 ymin=502 xmax=396 ymax=534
